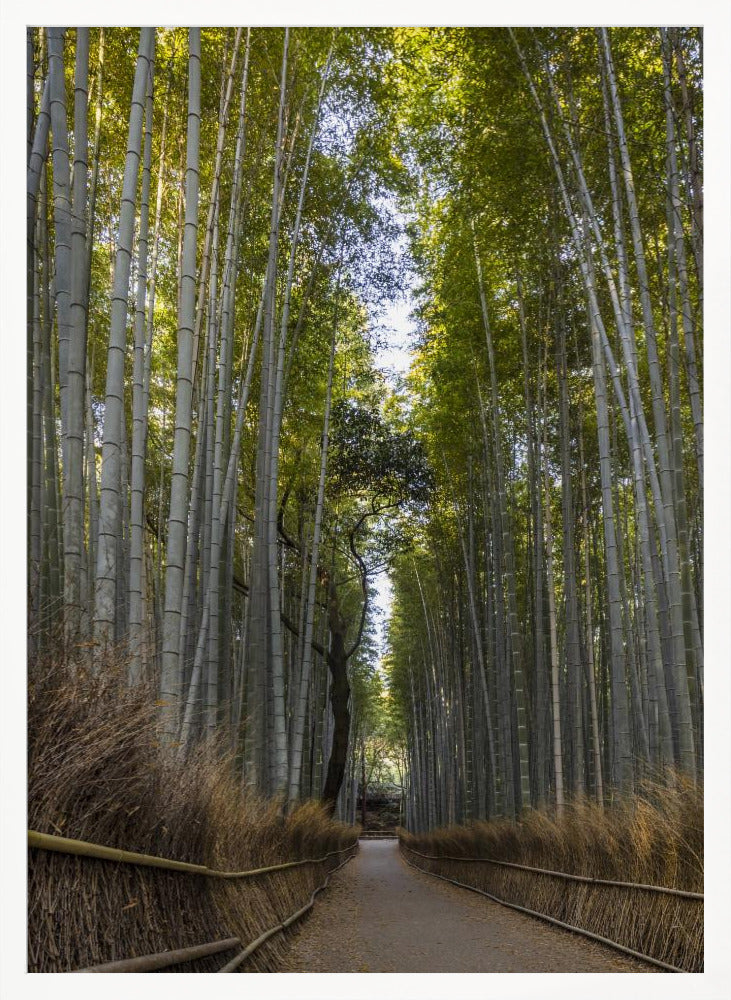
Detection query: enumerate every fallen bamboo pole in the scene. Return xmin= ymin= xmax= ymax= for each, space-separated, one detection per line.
xmin=77 ymin=937 xmax=241 ymax=973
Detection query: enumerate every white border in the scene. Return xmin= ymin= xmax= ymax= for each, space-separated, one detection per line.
xmin=2 ymin=4 xmax=729 ymax=999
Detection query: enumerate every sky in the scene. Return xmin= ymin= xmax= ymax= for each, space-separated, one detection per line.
xmin=371 ymin=293 xmax=415 ymax=670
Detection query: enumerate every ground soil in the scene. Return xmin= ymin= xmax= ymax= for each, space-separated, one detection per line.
xmin=281 ymin=839 xmax=656 ymax=973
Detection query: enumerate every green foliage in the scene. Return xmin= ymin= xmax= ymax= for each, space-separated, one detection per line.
xmin=29 ymin=25 xmax=702 ymax=816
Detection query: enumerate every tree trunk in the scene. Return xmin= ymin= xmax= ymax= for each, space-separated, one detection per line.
xmin=322 ymin=586 xmax=351 ymax=812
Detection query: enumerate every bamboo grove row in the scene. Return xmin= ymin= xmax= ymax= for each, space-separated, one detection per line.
xmin=26 ymin=26 xmax=421 ymax=812
xmin=385 ymin=27 xmax=703 ymax=827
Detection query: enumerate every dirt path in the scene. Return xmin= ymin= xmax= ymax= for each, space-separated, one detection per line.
xmin=282 ymin=840 xmax=654 ymax=973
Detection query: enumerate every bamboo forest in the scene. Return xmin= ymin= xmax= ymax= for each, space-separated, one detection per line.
xmin=23 ymin=25 xmax=706 ymax=976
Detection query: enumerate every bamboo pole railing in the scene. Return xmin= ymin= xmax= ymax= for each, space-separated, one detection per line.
xmin=400 ymin=841 xmax=702 ymax=973
xmin=28 ymin=829 xmax=359 ymax=972
xmin=400 ymin=843 xmax=703 ymax=900
xmin=28 ymin=829 xmax=357 ymax=877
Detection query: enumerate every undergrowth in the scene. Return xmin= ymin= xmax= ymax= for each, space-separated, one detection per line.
xmin=28 ymin=654 xmax=357 ymax=972
xmin=399 ymin=782 xmax=703 ymax=972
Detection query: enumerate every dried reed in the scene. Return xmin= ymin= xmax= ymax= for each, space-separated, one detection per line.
xmin=399 ymin=782 xmax=703 ymax=972
xmin=28 ymin=656 xmax=357 ymax=973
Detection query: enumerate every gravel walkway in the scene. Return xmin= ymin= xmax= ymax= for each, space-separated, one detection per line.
xmin=281 ymin=839 xmax=655 ymax=973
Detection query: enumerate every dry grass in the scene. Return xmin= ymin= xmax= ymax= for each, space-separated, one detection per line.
xmin=399 ymin=782 xmax=703 ymax=973
xmin=28 ymin=656 xmax=357 ymax=973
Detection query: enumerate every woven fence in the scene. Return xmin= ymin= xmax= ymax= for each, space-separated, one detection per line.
xmin=28 ymin=829 xmax=357 ymax=972
xmin=401 ymin=841 xmax=702 ymax=971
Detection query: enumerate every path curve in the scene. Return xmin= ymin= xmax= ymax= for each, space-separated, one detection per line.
xmin=282 ymin=840 xmax=655 ymax=973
